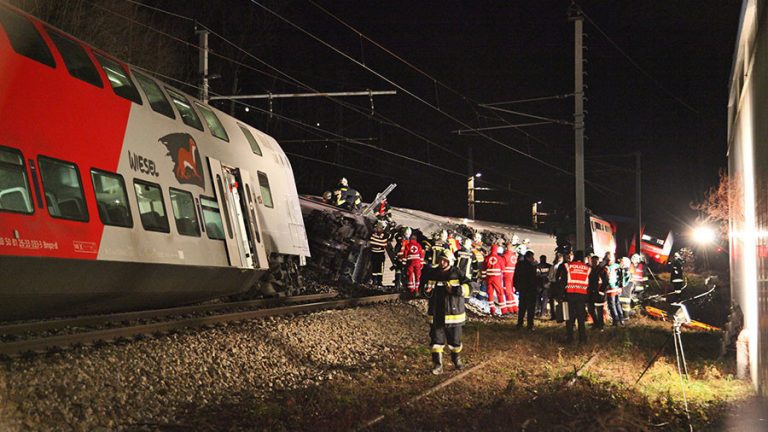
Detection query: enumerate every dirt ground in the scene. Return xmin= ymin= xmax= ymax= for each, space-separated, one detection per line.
xmin=177 ymin=309 xmax=755 ymax=432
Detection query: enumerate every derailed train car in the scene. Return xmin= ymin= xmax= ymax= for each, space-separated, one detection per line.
xmin=0 ymin=4 xmax=310 ymax=320
xmin=300 ymin=195 xmax=557 ymax=287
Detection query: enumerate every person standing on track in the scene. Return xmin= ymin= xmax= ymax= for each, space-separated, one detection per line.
xmin=405 ymin=236 xmax=424 ymax=295
xmin=424 ymin=249 xmax=472 ymax=375
xmin=484 ymin=245 xmax=506 ymax=316
xmin=502 ymin=243 xmax=519 ymax=315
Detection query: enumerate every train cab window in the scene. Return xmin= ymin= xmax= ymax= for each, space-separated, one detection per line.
xmin=257 ymin=171 xmax=273 ymax=208
xmin=200 ymin=196 xmax=225 ymax=240
xmin=238 ymin=125 xmax=262 ymax=156
xmin=134 ymin=72 xmax=175 ymax=119
xmin=45 ymin=29 xmax=102 ymax=88
xmin=91 ymin=169 xmax=132 ymax=228
xmin=0 ymin=146 xmax=33 ymax=214
xmin=38 ymin=157 xmax=88 ymax=221
xmin=169 ymin=188 xmax=200 ymax=237
xmin=0 ymin=7 xmax=55 ymax=67
xmin=94 ymin=54 xmax=142 ymax=105
xmin=166 ymin=88 xmax=204 ymax=131
xmin=133 ymin=180 xmax=169 ymax=233
xmin=195 ymin=103 xmax=229 ymax=142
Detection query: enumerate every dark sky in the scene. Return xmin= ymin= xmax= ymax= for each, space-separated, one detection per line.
xmin=158 ymin=0 xmax=742 ymax=237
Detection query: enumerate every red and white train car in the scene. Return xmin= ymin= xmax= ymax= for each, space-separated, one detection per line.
xmin=0 ymin=4 xmax=309 ymax=320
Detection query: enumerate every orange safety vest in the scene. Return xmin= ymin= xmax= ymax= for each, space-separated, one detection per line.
xmin=565 ymin=262 xmax=591 ymax=295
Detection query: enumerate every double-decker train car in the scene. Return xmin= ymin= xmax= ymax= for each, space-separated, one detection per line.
xmin=0 ymin=4 xmax=309 ymax=320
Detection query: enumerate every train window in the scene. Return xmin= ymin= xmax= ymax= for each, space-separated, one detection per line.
xmin=94 ymin=54 xmax=142 ymax=105
xmin=0 ymin=146 xmax=33 ymax=214
xmin=166 ymin=88 xmax=204 ymax=131
xmin=134 ymin=72 xmax=175 ymax=119
xmin=45 ymin=29 xmax=103 ymax=88
xmin=90 ymin=170 xmax=132 ymax=228
xmin=169 ymin=188 xmax=200 ymax=237
xmin=133 ymin=180 xmax=169 ymax=233
xmin=195 ymin=103 xmax=229 ymax=142
xmin=0 ymin=7 xmax=55 ymax=67
xmin=257 ymin=171 xmax=274 ymax=208
xmin=38 ymin=156 xmax=88 ymax=221
xmin=238 ymin=125 xmax=262 ymax=156
xmin=200 ymin=196 xmax=225 ymax=240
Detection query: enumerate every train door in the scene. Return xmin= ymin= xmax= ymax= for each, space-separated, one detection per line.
xmin=207 ymin=158 xmax=268 ymax=270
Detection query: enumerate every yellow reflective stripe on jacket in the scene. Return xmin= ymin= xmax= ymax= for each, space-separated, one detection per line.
xmin=461 ymin=283 xmax=471 ymax=298
xmin=428 ymin=312 xmax=466 ymax=324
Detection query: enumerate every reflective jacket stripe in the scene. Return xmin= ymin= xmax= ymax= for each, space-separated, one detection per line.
xmin=428 ymin=313 xmax=466 ymax=324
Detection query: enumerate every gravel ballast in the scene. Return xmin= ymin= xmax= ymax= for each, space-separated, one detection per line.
xmin=0 ymin=301 xmax=428 ymax=431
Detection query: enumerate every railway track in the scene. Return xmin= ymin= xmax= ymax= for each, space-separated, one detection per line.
xmin=0 ymin=293 xmax=402 ymax=358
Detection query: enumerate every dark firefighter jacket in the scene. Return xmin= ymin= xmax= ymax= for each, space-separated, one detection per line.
xmin=425 ymin=267 xmax=471 ymax=327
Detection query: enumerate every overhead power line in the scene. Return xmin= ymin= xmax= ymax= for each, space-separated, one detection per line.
xmin=250 ymin=0 xmax=574 ymax=177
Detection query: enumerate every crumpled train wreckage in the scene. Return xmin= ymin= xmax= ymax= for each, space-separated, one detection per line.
xmin=299 ymin=192 xmax=557 ymax=313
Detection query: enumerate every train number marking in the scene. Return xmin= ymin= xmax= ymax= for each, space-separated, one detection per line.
xmin=128 ymin=151 xmax=160 ymax=177
xmin=73 ymin=241 xmax=98 ymax=254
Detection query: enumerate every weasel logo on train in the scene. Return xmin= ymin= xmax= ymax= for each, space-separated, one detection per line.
xmin=160 ymin=133 xmax=204 ymax=188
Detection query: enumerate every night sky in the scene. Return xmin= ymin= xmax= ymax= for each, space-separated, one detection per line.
xmin=155 ymin=0 xmax=742 ymax=239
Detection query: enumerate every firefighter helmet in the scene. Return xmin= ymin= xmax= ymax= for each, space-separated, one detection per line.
xmin=339 ymin=177 xmax=349 ymax=187
xmin=439 ymin=249 xmax=455 ymax=265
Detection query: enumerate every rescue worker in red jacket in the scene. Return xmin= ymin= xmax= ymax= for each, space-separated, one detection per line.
xmin=405 ymin=236 xmax=425 ymax=295
xmin=564 ymin=250 xmax=591 ymax=343
xmin=502 ymin=243 xmax=519 ymax=314
xmin=425 ymin=249 xmax=472 ymax=374
xmin=484 ymin=245 xmax=506 ymax=316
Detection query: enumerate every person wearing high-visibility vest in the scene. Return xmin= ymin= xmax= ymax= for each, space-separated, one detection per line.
xmin=424 ymin=249 xmax=472 ymax=375
xmin=564 ymin=250 xmax=591 ymax=343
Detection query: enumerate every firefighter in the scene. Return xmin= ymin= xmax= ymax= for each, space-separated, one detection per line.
xmin=630 ymin=253 xmax=648 ymax=299
xmin=456 ymin=238 xmax=475 ymax=281
xmin=604 ymin=253 xmax=624 ymax=326
xmin=547 ymin=252 xmax=564 ymax=321
xmin=390 ymin=227 xmax=412 ymax=290
xmin=424 ymin=249 xmax=472 ymax=374
xmin=587 ymin=255 xmax=607 ymax=330
xmin=369 ymin=222 xmax=388 ymax=286
xmin=618 ymin=257 xmax=633 ymax=320
xmin=501 ymin=243 xmax=519 ymax=315
xmin=471 ymin=234 xmax=486 ymax=282
xmin=484 ymin=245 xmax=506 ymax=316
xmin=669 ymin=252 xmax=685 ymax=305
xmin=405 ymin=236 xmax=425 ymax=295
xmin=564 ymin=250 xmax=591 ymax=343
xmin=376 ymin=197 xmax=393 ymax=223
xmin=333 ymin=177 xmax=363 ymax=211
xmin=424 ymin=230 xmax=449 ymax=270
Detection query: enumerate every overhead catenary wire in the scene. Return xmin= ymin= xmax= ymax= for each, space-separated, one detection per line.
xmin=88 ymin=0 xmax=616 ymax=197
xmin=250 ymin=0 xmax=575 ymax=177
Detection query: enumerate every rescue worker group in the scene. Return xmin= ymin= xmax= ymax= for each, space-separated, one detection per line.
xmin=324 ymin=178 xmax=653 ymax=375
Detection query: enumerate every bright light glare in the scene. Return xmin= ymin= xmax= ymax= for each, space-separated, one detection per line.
xmin=475 ymin=172 xmax=482 ymax=177
xmin=692 ymin=226 xmax=717 ymax=244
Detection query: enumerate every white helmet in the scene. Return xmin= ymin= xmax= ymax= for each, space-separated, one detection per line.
xmin=340 ymin=177 xmax=349 ymax=187
xmin=439 ymin=230 xmax=448 ymax=242
xmin=463 ymin=239 xmax=472 ymax=251
xmin=497 ymin=246 xmax=505 ymax=255
xmin=474 ymin=233 xmax=482 ymax=243
xmin=403 ymin=227 xmax=412 ymax=238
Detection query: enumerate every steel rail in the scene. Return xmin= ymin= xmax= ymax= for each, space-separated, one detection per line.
xmin=0 ymin=293 xmax=338 ymax=337
xmin=0 ymin=293 xmax=402 ymax=357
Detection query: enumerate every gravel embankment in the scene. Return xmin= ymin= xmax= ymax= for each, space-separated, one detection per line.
xmin=0 ymin=301 xmax=428 ymax=431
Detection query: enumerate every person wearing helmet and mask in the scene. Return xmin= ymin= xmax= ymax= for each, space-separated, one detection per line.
xmin=484 ymin=245 xmax=506 ymax=316
xmin=424 ymin=249 xmax=472 ymax=374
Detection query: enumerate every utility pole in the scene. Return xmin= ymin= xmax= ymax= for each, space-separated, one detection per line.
xmin=196 ymin=27 xmax=209 ymax=103
xmin=635 ymin=152 xmax=642 ymax=256
xmin=467 ymin=145 xmax=475 ymax=219
xmin=569 ymin=4 xmax=586 ymax=252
